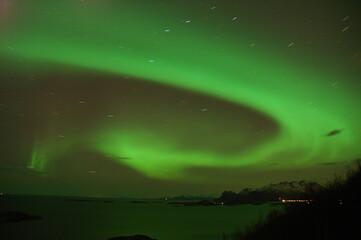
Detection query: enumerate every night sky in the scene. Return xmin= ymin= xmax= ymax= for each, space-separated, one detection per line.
xmin=0 ymin=0 xmax=360 ymax=198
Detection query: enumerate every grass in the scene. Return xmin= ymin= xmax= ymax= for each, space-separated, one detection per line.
xmin=224 ymin=159 xmax=361 ymax=240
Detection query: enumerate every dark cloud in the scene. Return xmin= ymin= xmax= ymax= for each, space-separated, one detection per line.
xmin=325 ymin=129 xmax=344 ymax=137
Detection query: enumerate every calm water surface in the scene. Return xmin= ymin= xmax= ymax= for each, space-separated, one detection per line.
xmin=0 ymin=195 xmax=282 ymax=240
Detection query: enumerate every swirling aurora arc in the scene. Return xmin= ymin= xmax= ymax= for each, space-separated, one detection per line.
xmin=1 ymin=0 xmax=361 ymax=196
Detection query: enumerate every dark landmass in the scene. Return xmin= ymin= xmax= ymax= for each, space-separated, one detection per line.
xmin=165 ymin=194 xmax=217 ymax=201
xmin=64 ymin=197 xmax=114 ymax=203
xmin=218 ymin=181 xmax=322 ymax=205
xmin=165 ymin=181 xmax=322 ymax=206
xmin=130 ymin=200 xmax=150 ymax=204
xmin=167 ymin=199 xmax=218 ymax=206
xmin=183 ymin=199 xmax=218 ymax=206
xmin=130 ymin=200 xmax=163 ymax=204
xmin=0 ymin=211 xmax=42 ymax=222
xmin=225 ymin=159 xmax=361 ymax=240
xmin=107 ymin=235 xmax=157 ymax=240
xmin=128 ymin=195 xmax=218 ymax=206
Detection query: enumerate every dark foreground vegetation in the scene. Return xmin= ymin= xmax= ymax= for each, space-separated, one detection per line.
xmin=225 ymin=160 xmax=361 ymax=240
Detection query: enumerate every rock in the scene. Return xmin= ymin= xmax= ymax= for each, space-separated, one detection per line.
xmin=107 ymin=235 xmax=156 ymax=240
xmin=0 ymin=211 xmax=42 ymax=222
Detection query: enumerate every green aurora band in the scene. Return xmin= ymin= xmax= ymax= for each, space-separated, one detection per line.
xmin=1 ymin=0 xmax=360 ymax=180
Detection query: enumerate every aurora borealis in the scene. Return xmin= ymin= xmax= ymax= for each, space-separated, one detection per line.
xmin=0 ymin=0 xmax=361 ymax=197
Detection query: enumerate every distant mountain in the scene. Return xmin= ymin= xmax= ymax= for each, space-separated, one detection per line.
xmin=217 ymin=181 xmax=322 ymax=204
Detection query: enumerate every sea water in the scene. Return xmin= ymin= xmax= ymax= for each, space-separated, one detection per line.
xmin=0 ymin=195 xmax=282 ymax=240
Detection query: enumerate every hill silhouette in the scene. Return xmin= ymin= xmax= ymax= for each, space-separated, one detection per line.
xmin=218 ymin=181 xmax=322 ymax=204
xmin=224 ymin=159 xmax=361 ymax=240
